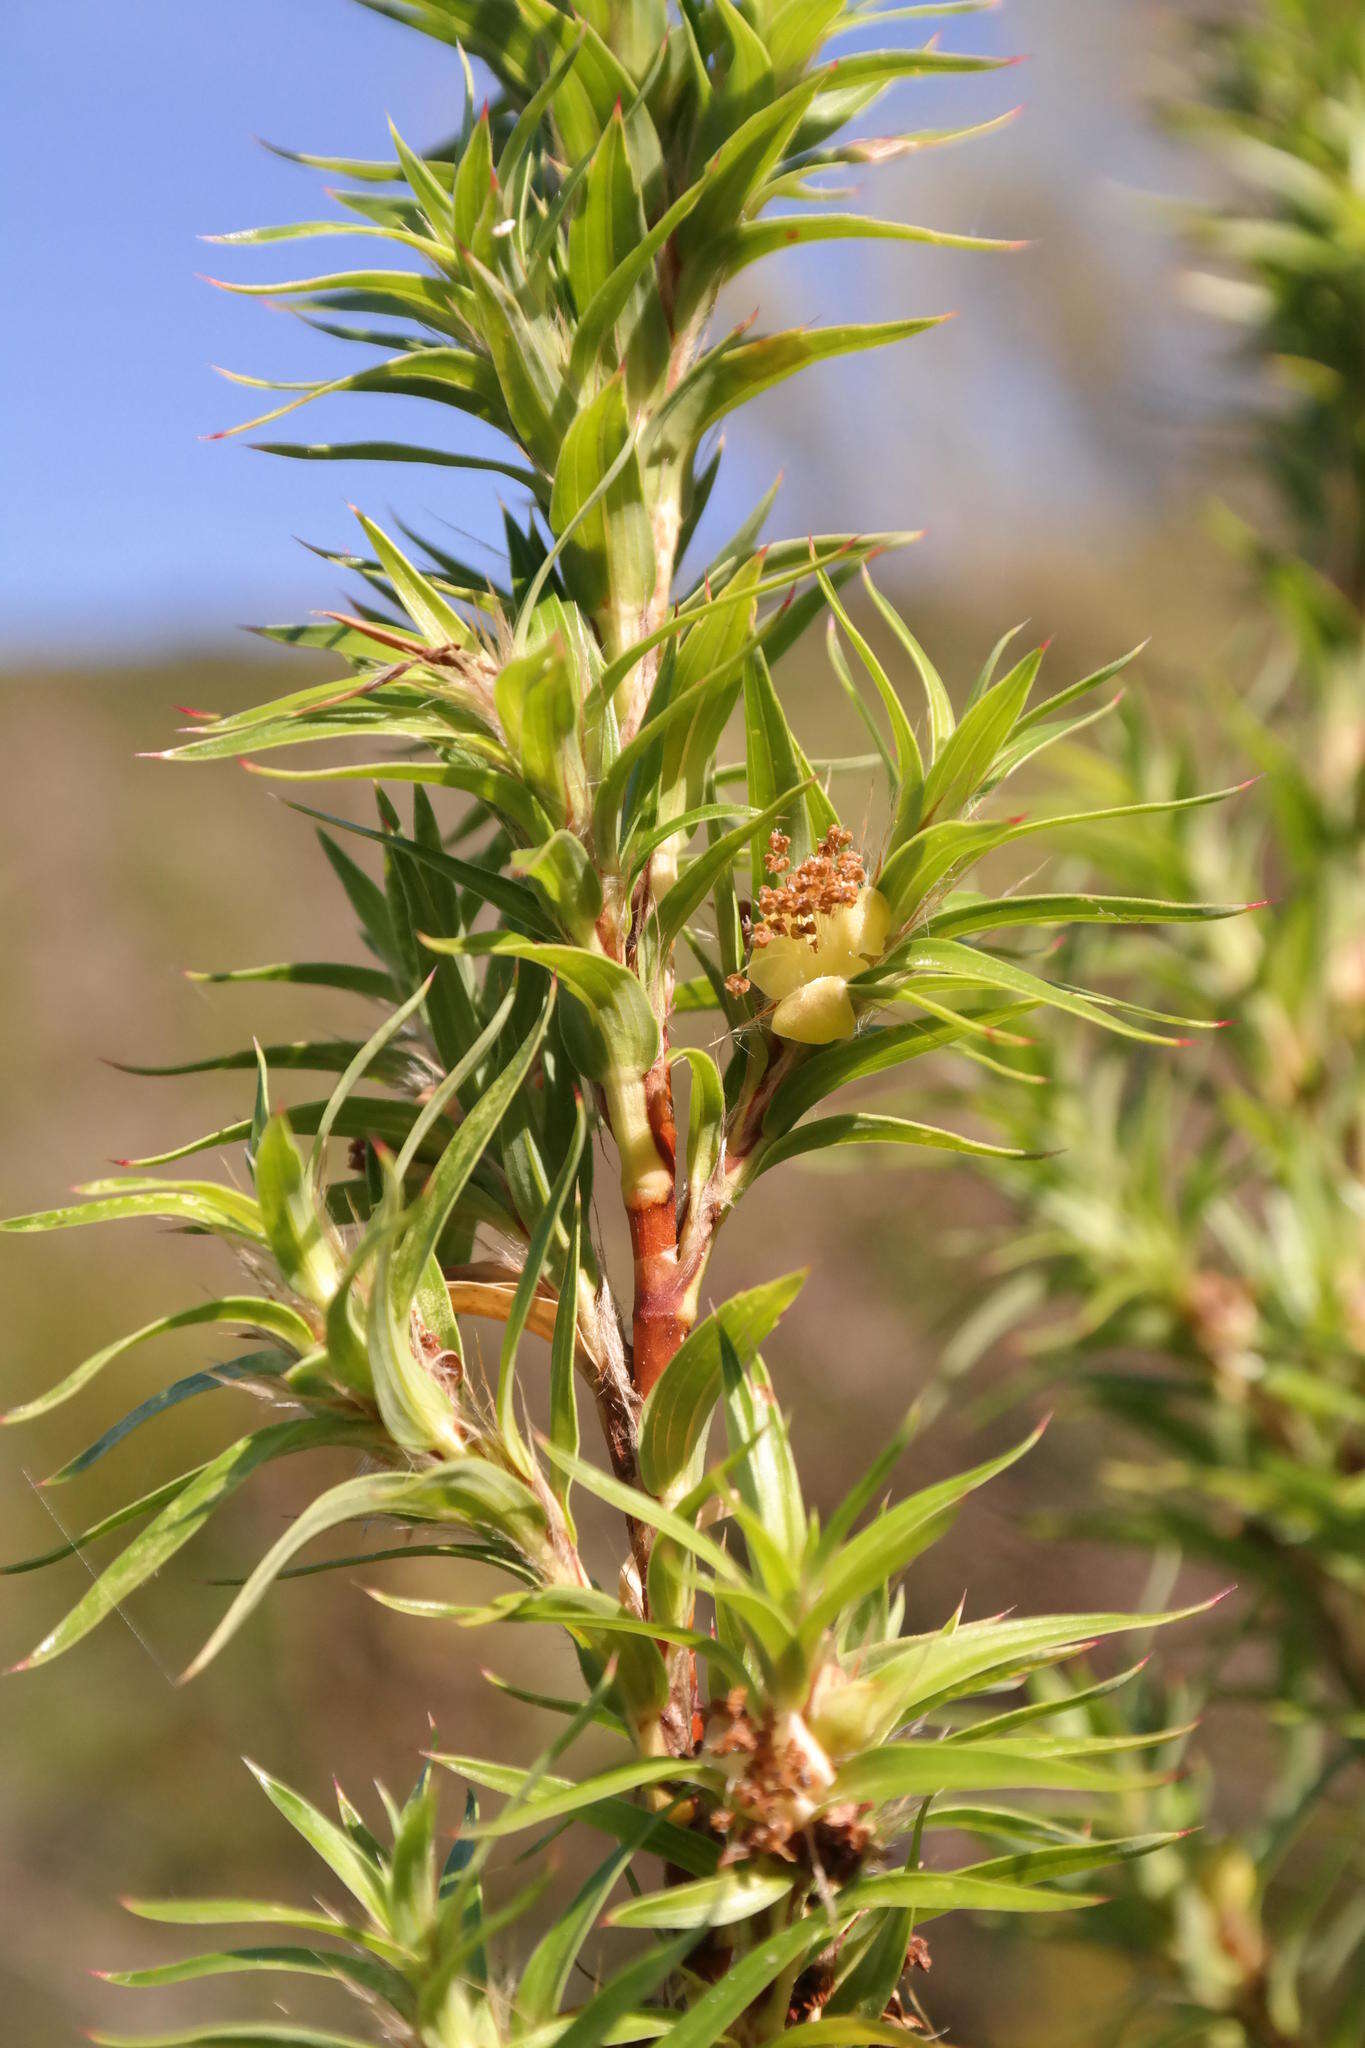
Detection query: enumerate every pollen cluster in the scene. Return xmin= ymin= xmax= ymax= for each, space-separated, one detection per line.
xmin=752 ymin=826 xmax=865 ymax=946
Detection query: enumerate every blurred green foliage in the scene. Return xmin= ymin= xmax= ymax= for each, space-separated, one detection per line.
xmin=931 ymin=6 xmax=1365 ymax=2042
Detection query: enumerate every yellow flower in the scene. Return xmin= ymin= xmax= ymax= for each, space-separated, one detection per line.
xmin=749 ymin=887 xmax=890 ymax=1044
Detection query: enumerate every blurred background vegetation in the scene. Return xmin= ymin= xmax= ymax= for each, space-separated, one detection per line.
xmin=3 ymin=2 xmax=1351 ymax=2043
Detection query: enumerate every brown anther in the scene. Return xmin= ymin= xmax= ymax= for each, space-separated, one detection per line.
xmin=725 ymin=973 xmax=752 ymax=997
xmin=746 ymin=829 xmax=867 ymax=951
xmin=764 ymin=829 xmax=792 ymax=876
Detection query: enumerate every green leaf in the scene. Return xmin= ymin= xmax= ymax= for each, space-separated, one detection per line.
xmin=755 ymin=1110 xmax=1033 ymax=1173
xmin=799 ymin=1429 xmax=1044 ymax=1643
xmin=609 ymin=1866 xmax=797 ymax=1929
xmin=352 ymin=508 xmax=469 ymax=647
xmin=389 ymin=1582 xmax=746 ymax=1690
xmin=518 ymin=1825 xmax=654 ymax=2022
xmin=959 ymin=1831 xmax=1181 ymax=1887
xmin=433 ymin=1751 xmax=699 ymax=1838
xmin=514 ymin=831 xmax=605 ymax=939
xmin=567 ymin=109 xmax=644 ymax=318
xmin=183 ymin=1459 xmax=548 ymax=1680
xmin=648 ymin=319 xmax=945 ymax=478
xmin=96 ymin=1946 xmax=403 ymax=2002
xmin=547 ymin=1196 xmax=583 ymax=1526
xmin=866 ymin=1602 xmax=1216 ymax=1724
xmin=496 ymin=1096 xmax=587 ymax=1467
xmin=720 ymin=211 xmax=1018 ymax=275
xmin=876 ymin=936 xmax=1202 ymax=1046
xmin=495 ymin=642 xmax=589 ymax=829
xmin=655 ymin=1914 xmax=838 ymax=2048
xmin=547 ymin=1929 xmax=698 ymax=2048
xmin=1 ymin=1296 xmax=313 ymax=1426
xmin=673 ymin=1046 xmax=725 ymax=1229
xmin=419 ymin=933 xmax=657 ymax=1078
xmin=186 ymin=958 xmax=394 ymax=999
xmin=831 ymin=1744 xmax=1153 ymax=1802
xmin=860 ymin=571 xmax=955 ymax=756
xmin=743 ymin=645 xmax=817 ymax=873
xmin=721 ymin=1347 xmax=807 ymax=1586
xmin=918 ymin=642 xmax=1043 ymax=825
xmin=537 ymin=1443 xmax=750 ymax=1590
xmin=254 ymin=1112 xmax=338 ymax=1306
xmin=245 ymin=1764 xmax=388 ymax=1920
xmin=840 ymin=1866 xmax=1102 ymax=1915
xmin=252 ymin=436 xmax=539 ymax=492
xmin=927 ymin=892 xmax=1244 ymax=940
xmin=288 ymin=802 xmax=550 ymax=938
xmin=761 ymin=1007 xmax=1027 ymax=1138
xmin=14 ymin=1418 xmax=374 ymax=1669
xmin=818 ymin=570 xmax=923 ymax=842
xmin=593 ymin=667 xmax=744 ymax=857
xmin=44 ymin=1351 xmax=290 ymax=1486
xmin=0 ymin=1181 xmax=266 ymax=1245
xmin=876 ymin=779 xmax=1247 ymax=923
xmin=551 ymin=379 xmax=655 ymax=639
xmin=367 ymin=1192 xmax=467 ymax=1458
xmin=638 ymin=1273 xmax=807 ymax=1497
xmin=119 ymin=1894 xmax=404 ymax=1960
xmin=395 ymin=980 xmax=555 ymax=1302
xmin=271 ymin=759 xmax=550 ymax=843
xmin=393 ymin=974 xmax=523 ymax=1184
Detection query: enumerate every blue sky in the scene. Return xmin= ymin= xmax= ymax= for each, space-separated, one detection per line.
xmin=2 ymin=3 xmax=1207 ymax=658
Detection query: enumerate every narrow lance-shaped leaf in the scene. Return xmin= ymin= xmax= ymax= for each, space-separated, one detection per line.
xmin=14 ymin=1417 xmax=376 ymax=1670
xmin=496 ymin=1094 xmax=587 ymax=1470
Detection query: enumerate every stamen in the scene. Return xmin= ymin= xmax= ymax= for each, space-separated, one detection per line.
xmin=750 ymin=826 xmax=867 ymax=946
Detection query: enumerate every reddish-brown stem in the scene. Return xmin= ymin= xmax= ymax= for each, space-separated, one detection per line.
xmin=629 ymin=1196 xmax=686 ymax=1399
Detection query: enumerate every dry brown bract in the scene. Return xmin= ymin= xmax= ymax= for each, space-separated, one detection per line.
xmin=704 ymin=1688 xmax=873 ymax=1880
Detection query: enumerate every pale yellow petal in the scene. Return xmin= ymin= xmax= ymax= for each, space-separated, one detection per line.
xmin=857 ymin=886 xmax=891 ymax=960
xmin=813 ymin=948 xmax=865 ymax=989
xmin=814 ymin=902 xmax=861 ymax=960
xmin=816 ymin=886 xmax=891 ymax=965
xmin=770 ymin=975 xmax=857 ymax=1044
xmin=748 ymin=934 xmax=814 ymax=1002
